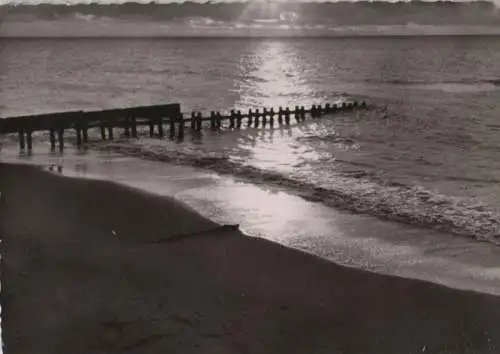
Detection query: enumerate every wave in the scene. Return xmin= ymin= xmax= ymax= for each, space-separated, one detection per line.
xmin=365 ymin=78 xmax=500 ymax=85
xmin=87 ymin=139 xmax=500 ymax=246
xmin=361 ymin=78 xmax=500 ymax=93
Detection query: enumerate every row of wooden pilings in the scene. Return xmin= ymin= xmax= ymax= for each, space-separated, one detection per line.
xmin=13 ymin=100 xmax=367 ymax=152
xmin=199 ymin=101 xmax=365 ymax=132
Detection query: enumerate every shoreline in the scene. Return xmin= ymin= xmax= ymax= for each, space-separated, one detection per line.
xmin=3 ymin=154 xmax=500 ymax=297
xmin=2 ymin=162 xmax=500 ymax=353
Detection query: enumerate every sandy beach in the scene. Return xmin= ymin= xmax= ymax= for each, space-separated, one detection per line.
xmin=2 ymin=162 xmax=500 ymax=354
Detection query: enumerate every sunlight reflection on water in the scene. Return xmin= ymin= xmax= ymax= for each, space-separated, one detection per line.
xmin=236 ymin=40 xmax=319 ymax=110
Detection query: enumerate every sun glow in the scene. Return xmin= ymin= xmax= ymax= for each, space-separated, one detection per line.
xmin=235 ymin=40 xmax=313 ymax=109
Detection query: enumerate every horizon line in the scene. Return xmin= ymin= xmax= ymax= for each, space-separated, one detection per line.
xmin=2 ymin=0 xmax=499 ymax=5
xmin=3 ymin=33 xmax=500 ymax=38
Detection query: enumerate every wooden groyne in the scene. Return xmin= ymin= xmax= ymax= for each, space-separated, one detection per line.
xmin=0 ymin=101 xmax=367 ymax=152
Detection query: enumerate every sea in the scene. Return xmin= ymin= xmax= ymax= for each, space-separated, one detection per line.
xmin=2 ymin=35 xmax=500 ymax=295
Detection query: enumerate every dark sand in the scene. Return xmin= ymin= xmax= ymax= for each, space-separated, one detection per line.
xmin=1 ymin=162 xmax=500 ymax=354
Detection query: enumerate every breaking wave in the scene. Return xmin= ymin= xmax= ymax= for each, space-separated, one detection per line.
xmin=89 ymin=139 xmax=500 ymax=245
xmin=362 ymin=78 xmax=500 ymax=93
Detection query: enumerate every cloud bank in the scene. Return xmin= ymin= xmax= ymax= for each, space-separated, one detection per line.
xmin=2 ymin=1 xmax=500 ymax=37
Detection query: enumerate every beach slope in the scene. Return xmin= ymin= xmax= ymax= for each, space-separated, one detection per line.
xmin=1 ymin=162 xmax=500 ymax=354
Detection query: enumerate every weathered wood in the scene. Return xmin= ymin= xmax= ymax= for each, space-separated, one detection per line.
xmin=247 ymin=109 xmax=253 ymax=127
xmin=26 ymin=129 xmax=32 ymax=151
xmin=57 ymin=127 xmax=64 ymax=152
xmin=82 ymin=124 xmax=89 ymax=143
xmin=216 ymin=112 xmax=222 ymax=130
xmin=100 ymin=122 xmax=106 ymax=140
xmin=49 ymin=129 xmax=56 ymax=151
xmin=210 ymin=111 xmax=216 ymax=131
xmin=76 ymin=127 xmax=82 ymax=147
xmin=229 ymin=110 xmax=235 ymax=129
xmin=18 ymin=128 xmax=25 ymax=150
xmin=191 ymin=112 xmax=197 ymax=130
xmin=124 ymin=117 xmax=130 ymax=138
xmin=158 ymin=117 xmax=164 ymax=138
xmin=108 ymin=125 xmax=114 ymax=140
xmin=177 ymin=114 xmax=185 ymax=139
xmin=169 ymin=116 xmax=175 ymax=139
xmin=196 ymin=112 xmax=203 ymax=131
xmin=131 ymin=117 xmax=138 ymax=138
xmin=149 ymin=120 xmax=155 ymax=137
xmin=1 ymin=101 xmax=370 ymax=152
xmin=236 ymin=110 xmax=242 ymax=128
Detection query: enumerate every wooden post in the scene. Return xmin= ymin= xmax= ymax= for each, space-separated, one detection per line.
xmin=247 ymin=109 xmax=253 ymax=127
xmin=131 ymin=117 xmax=137 ymax=138
xmin=167 ymin=117 xmax=174 ymax=139
xmin=317 ymin=104 xmax=323 ymax=117
xmin=18 ymin=127 xmax=25 ymax=150
xmin=300 ymin=106 xmax=306 ymax=120
xmin=269 ymin=108 xmax=275 ymax=127
xmin=108 ymin=125 xmax=114 ymax=141
xmin=342 ymin=102 xmax=347 ymax=110
xmin=311 ymin=105 xmax=317 ymax=118
xmin=191 ymin=112 xmax=196 ymax=130
xmin=325 ymin=103 xmax=331 ymax=113
xmin=216 ymin=112 xmax=222 ymax=130
xmin=82 ymin=124 xmax=89 ymax=144
xmin=254 ymin=109 xmax=260 ymax=128
xmin=100 ymin=122 xmax=106 ymax=140
xmin=294 ymin=106 xmax=300 ymax=121
xmin=26 ymin=128 xmax=32 ymax=151
xmin=158 ymin=117 xmax=164 ymax=138
xmin=236 ymin=110 xmax=242 ymax=128
xmin=196 ymin=112 xmax=203 ymax=131
xmin=124 ymin=117 xmax=130 ymax=138
xmin=229 ymin=109 xmax=235 ymax=129
xmin=278 ymin=107 xmax=283 ymax=125
xmin=49 ymin=129 xmax=56 ymax=151
xmin=57 ymin=127 xmax=64 ymax=152
xmin=361 ymin=101 xmax=367 ymax=108
xmin=177 ymin=114 xmax=184 ymax=139
xmin=149 ymin=120 xmax=155 ymax=137
xmin=76 ymin=127 xmax=82 ymax=148
xmin=262 ymin=108 xmax=268 ymax=127
xmin=210 ymin=111 xmax=216 ymax=131
xmin=285 ymin=107 xmax=291 ymax=125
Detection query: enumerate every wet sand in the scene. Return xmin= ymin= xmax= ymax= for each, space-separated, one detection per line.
xmin=2 ymin=162 xmax=500 ymax=354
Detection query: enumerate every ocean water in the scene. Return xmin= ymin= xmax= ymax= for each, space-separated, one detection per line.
xmin=2 ymin=36 xmax=500 ymax=293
